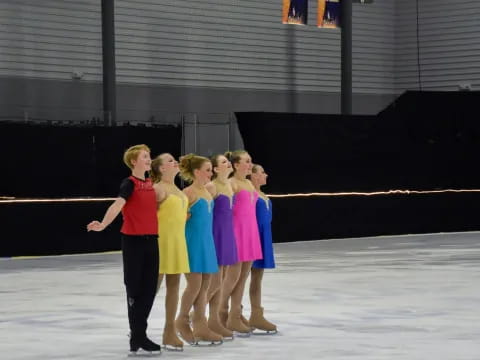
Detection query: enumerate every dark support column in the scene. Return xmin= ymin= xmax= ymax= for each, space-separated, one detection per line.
xmin=341 ymin=0 xmax=353 ymax=115
xmin=101 ymin=0 xmax=116 ymax=126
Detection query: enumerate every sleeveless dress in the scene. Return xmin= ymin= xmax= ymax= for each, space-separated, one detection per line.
xmin=232 ymin=190 xmax=263 ymax=262
xmin=212 ymin=194 xmax=239 ymax=266
xmin=157 ymin=193 xmax=190 ymax=274
xmin=185 ymin=198 xmax=219 ymax=273
xmin=252 ymin=196 xmax=276 ymax=269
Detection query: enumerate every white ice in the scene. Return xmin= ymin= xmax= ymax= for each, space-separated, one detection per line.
xmin=1 ymin=232 xmax=480 ymax=360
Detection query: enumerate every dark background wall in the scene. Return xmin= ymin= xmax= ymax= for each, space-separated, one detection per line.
xmin=237 ymin=93 xmax=480 ymax=194
xmin=269 ymin=193 xmax=480 ymax=244
xmin=0 ymin=122 xmax=181 ymax=197
xmin=237 ymin=91 xmax=480 ymax=244
xmin=0 ymin=123 xmax=181 ymax=257
xmin=2 ymin=91 xmax=480 ymax=256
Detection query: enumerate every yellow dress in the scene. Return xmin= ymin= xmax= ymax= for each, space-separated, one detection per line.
xmin=157 ymin=193 xmax=190 ymax=274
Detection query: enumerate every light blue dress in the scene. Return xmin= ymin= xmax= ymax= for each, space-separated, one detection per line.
xmin=185 ymin=198 xmax=219 ymax=273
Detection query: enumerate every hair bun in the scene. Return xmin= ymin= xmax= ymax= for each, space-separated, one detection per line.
xmin=179 ymin=153 xmax=210 ymax=183
xmin=180 ymin=153 xmax=195 ymax=168
xmin=224 ymin=151 xmax=233 ymax=161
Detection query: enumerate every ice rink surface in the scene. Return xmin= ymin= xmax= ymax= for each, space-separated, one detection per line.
xmin=1 ymin=232 xmax=480 ymax=360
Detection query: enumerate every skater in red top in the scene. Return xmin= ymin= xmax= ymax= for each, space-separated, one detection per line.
xmin=87 ymin=144 xmax=161 ymax=356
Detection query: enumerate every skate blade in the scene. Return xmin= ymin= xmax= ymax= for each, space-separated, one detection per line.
xmin=128 ymin=349 xmax=161 ymax=357
xmin=192 ymin=339 xmax=224 ymax=347
xmin=222 ymin=335 xmax=234 ymax=342
xmin=176 ymin=332 xmax=195 ymax=346
xmin=162 ymin=344 xmax=184 ymax=352
xmin=233 ymin=331 xmax=251 ymax=338
xmin=251 ymin=328 xmax=278 ymax=336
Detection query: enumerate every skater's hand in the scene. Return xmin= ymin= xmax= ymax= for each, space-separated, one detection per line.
xmin=87 ymin=221 xmax=105 ymax=232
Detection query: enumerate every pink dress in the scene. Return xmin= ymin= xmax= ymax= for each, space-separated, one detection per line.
xmin=232 ymin=189 xmax=263 ymax=262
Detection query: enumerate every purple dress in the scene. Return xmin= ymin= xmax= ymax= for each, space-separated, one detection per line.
xmin=212 ymin=194 xmax=239 ymax=266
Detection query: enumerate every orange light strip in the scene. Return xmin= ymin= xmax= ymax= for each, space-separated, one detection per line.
xmin=268 ymin=189 xmax=480 ymax=198
xmin=2 ymin=188 xmax=480 ymax=203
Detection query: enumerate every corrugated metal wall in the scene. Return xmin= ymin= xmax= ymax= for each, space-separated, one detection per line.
xmin=115 ymin=0 xmax=395 ymax=94
xmin=0 ymin=0 xmax=102 ymax=81
xmin=2 ymin=1 xmax=478 ymax=100
xmin=353 ymin=0 xmax=395 ymax=94
xmin=0 ymin=0 xmax=395 ymax=94
xmin=395 ymin=0 xmax=480 ymax=91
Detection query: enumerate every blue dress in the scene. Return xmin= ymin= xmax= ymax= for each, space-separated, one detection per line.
xmin=252 ymin=196 xmax=276 ymax=269
xmin=185 ymin=198 xmax=219 ymax=273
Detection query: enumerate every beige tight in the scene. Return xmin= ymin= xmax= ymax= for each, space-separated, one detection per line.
xmin=178 ymin=273 xmax=211 ymax=320
xmin=158 ymin=273 xmax=181 ymax=330
xmin=229 ymin=261 xmax=252 ymax=312
xmin=218 ymin=263 xmax=242 ymax=314
xmin=207 ymin=266 xmax=224 ymax=316
xmin=249 ymin=267 xmax=264 ymax=309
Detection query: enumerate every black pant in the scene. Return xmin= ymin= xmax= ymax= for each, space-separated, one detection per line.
xmin=121 ymin=234 xmax=159 ymax=340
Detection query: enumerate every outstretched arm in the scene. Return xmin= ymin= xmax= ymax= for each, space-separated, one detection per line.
xmin=87 ymin=197 xmax=126 ymax=232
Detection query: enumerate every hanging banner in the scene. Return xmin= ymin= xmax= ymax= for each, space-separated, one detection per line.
xmin=318 ymin=0 xmax=341 ymax=28
xmin=282 ymin=0 xmax=308 ymax=25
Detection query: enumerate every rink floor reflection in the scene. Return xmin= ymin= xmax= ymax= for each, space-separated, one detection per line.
xmin=1 ymin=232 xmax=480 ymax=360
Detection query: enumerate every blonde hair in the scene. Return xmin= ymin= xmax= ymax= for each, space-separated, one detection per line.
xmin=179 ymin=153 xmax=210 ymax=182
xmin=224 ymin=150 xmax=248 ymax=176
xmin=247 ymin=163 xmax=261 ymax=180
xmin=149 ymin=153 xmax=169 ymax=184
xmin=252 ymin=164 xmax=261 ymax=173
xmin=123 ymin=144 xmax=151 ymax=170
